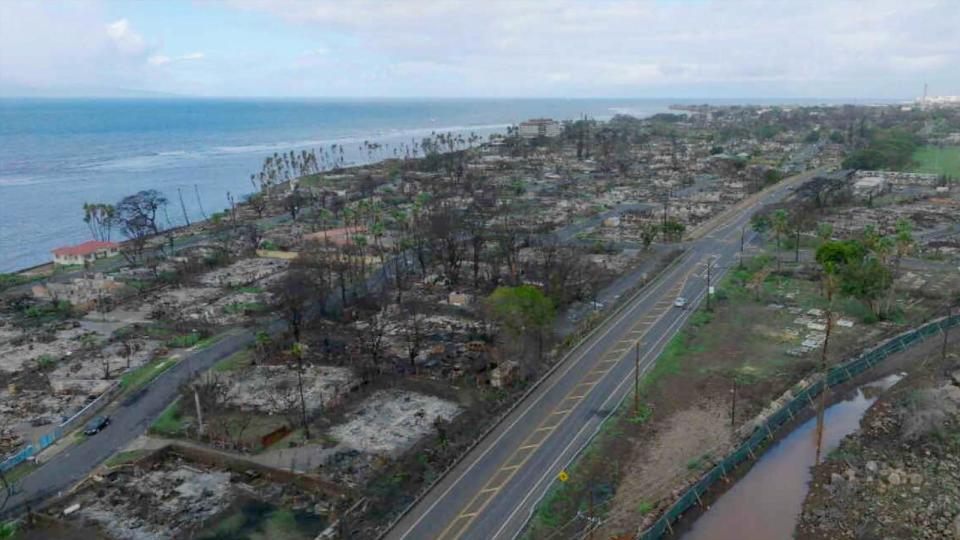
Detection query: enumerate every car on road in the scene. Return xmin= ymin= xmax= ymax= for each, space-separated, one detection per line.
xmin=84 ymin=416 xmax=111 ymax=436
xmin=673 ymin=297 xmax=687 ymax=308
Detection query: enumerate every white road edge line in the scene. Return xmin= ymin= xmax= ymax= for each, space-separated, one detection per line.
xmin=498 ymin=264 xmax=733 ymax=540
xmin=395 ymin=250 xmax=697 ymax=539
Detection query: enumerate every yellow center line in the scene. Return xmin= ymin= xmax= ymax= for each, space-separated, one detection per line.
xmin=438 ymin=257 xmax=703 ymax=539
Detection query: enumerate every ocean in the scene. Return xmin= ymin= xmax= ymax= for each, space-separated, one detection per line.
xmin=0 ymin=97 xmax=877 ymax=272
xmin=0 ymin=98 xmax=684 ymax=272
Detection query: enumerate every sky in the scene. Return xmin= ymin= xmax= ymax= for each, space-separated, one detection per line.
xmin=1 ymin=0 xmax=958 ymax=99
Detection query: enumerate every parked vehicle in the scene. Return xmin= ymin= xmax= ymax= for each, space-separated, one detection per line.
xmin=84 ymin=416 xmax=111 ymax=436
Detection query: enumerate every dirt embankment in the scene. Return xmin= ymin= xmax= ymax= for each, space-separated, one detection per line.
xmin=797 ymin=329 xmax=960 ymax=540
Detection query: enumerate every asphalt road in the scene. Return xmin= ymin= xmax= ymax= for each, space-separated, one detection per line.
xmin=0 ymin=327 xmax=256 ymax=517
xmin=385 ymin=171 xmax=820 ymax=540
xmin=0 ymin=168 xmax=820 ymax=524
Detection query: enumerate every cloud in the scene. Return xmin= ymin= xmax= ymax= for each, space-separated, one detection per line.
xmin=226 ymin=0 xmax=960 ymax=97
xmin=1 ymin=0 xmax=957 ymax=97
xmin=105 ymin=18 xmax=147 ymax=56
xmin=148 ymin=54 xmax=171 ymax=66
xmin=149 ymin=52 xmax=205 ymax=66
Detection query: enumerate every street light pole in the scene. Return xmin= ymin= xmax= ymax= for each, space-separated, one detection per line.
xmin=706 ymin=259 xmax=713 ymax=311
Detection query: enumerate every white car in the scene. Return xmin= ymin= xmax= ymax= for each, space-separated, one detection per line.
xmin=673 ymin=297 xmax=687 ymax=308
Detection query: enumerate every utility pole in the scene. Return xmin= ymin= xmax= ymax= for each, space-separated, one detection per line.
xmin=731 ymin=375 xmax=737 ymax=431
xmin=795 ymin=222 xmax=801 ymax=263
xmin=815 ymin=310 xmax=834 ymax=463
xmin=634 ymin=341 xmax=641 ymax=416
xmin=943 ymin=304 xmax=954 ymax=363
xmin=739 ymin=226 xmax=745 ymax=269
xmin=194 ymin=386 xmax=204 ymax=436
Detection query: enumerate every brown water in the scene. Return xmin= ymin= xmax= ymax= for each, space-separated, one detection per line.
xmin=681 ymin=372 xmax=903 ymax=540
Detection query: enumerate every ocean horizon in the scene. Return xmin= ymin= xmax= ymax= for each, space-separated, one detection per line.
xmin=0 ymin=97 xmax=893 ymax=272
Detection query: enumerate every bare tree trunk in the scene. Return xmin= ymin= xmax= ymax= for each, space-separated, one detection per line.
xmin=296 ymin=352 xmax=310 ymax=440
xmin=178 ymin=187 xmax=191 ymax=227
xmin=194 ymin=184 xmax=208 ymax=220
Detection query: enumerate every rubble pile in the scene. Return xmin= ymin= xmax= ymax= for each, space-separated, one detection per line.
xmin=798 ymin=374 xmax=960 ymax=539
xmin=223 ymin=365 xmax=358 ymax=414
xmin=330 ymin=389 xmax=461 ymax=455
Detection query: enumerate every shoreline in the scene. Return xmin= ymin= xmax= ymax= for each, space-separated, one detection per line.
xmin=1 ymin=133 xmax=499 ymax=276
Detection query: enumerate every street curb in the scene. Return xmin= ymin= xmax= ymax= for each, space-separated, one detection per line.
xmin=378 ymin=248 xmax=693 ymax=538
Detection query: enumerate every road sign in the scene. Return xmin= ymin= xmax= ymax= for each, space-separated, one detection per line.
xmin=558 ymin=470 xmax=569 ymax=482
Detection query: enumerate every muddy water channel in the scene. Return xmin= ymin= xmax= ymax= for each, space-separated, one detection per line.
xmin=681 ymin=372 xmax=903 ymax=540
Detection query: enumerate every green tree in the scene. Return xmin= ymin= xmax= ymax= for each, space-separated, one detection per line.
xmin=894 ymin=218 xmax=914 ymax=271
xmin=487 ymin=285 xmax=556 ymax=363
xmin=840 ymin=257 xmax=893 ymax=317
xmin=662 ymin=219 xmax=685 ymax=242
xmin=816 ymin=240 xmax=893 ymax=318
xmin=751 ymin=214 xmax=771 ymax=235
xmin=639 ymin=222 xmax=658 ymax=250
xmin=842 ymin=128 xmax=918 ymax=170
xmin=816 ymin=222 xmax=834 ymax=245
xmin=771 ymin=209 xmax=789 ymax=250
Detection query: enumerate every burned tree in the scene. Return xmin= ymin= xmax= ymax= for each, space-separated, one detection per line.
xmin=114 ymin=189 xmax=169 ymax=263
xmin=401 ymin=299 xmax=426 ymax=370
xmin=82 ymin=202 xmax=116 ymax=241
xmin=271 ymin=266 xmax=320 ymax=343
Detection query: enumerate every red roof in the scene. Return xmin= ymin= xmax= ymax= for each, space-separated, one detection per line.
xmin=52 ymin=240 xmax=119 ymax=257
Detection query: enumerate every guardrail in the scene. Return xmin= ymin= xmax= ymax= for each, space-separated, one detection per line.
xmin=638 ymin=313 xmax=960 ymax=539
xmin=0 ymin=381 xmax=120 ymax=473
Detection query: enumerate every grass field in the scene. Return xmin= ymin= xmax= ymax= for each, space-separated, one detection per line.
xmin=120 ymin=356 xmax=179 ymax=391
xmin=910 ymin=146 xmax=960 ymax=179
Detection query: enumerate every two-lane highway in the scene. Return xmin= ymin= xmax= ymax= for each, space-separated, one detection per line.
xmin=386 ymin=168 xmax=825 ymax=540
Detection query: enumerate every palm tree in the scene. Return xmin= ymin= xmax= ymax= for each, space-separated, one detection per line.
xmin=771 ymin=209 xmax=789 ymax=250
xmin=814 ymin=261 xmax=840 ymax=464
xmin=894 ymin=218 xmax=914 ymax=272
xmin=771 ymin=209 xmax=789 ymax=270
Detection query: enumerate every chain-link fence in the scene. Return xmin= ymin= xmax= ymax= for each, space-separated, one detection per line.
xmin=638 ymin=314 xmax=959 ymax=539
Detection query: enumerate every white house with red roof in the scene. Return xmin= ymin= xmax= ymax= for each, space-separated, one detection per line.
xmin=51 ymin=240 xmax=119 ymax=265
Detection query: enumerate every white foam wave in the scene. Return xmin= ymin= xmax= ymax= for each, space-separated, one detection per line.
xmin=0 ymin=175 xmax=39 ymax=187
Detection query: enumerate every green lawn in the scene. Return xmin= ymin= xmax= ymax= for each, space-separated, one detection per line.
xmin=910 ymin=146 xmax=960 ymax=179
xmin=150 ymin=400 xmax=189 ymax=437
xmin=105 ymin=449 xmax=152 ymax=467
xmin=2 ymin=460 xmax=39 ymax=487
xmin=212 ymin=349 xmax=252 ymax=373
xmin=120 ymin=356 xmax=179 ymax=391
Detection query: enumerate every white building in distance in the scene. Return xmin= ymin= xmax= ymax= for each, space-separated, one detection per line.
xmin=519 ymin=118 xmax=562 ymax=139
